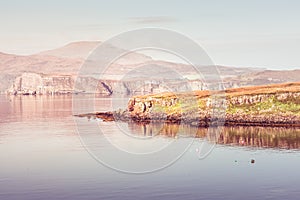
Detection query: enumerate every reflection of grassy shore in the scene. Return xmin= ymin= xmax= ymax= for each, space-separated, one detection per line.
xmin=128 ymin=122 xmax=300 ymax=149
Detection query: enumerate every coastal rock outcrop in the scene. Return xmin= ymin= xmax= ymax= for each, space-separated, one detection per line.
xmin=109 ymin=82 xmax=300 ymax=127
xmin=8 ymin=69 xmax=300 ymax=130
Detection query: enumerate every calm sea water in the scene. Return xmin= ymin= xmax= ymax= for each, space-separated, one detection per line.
xmin=0 ymin=95 xmax=300 ymax=200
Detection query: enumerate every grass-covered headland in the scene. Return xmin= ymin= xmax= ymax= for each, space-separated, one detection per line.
xmin=76 ymin=82 xmax=300 ymax=127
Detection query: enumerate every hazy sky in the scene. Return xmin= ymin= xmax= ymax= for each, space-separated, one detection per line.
xmin=0 ymin=0 xmax=300 ymax=69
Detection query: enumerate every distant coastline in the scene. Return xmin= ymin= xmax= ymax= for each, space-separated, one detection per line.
xmin=2 ymin=41 xmax=300 ymax=96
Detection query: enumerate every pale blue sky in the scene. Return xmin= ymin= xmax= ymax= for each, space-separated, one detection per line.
xmin=0 ymin=0 xmax=300 ymax=69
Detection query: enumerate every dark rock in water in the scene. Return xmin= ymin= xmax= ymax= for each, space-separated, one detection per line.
xmin=250 ymin=159 xmax=255 ymax=164
xmin=75 ymin=112 xmax=115 ymax=122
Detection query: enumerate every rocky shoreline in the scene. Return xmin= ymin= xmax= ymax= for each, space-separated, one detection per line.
xmin=75 ymin=111 xmax=300 ymax=128
xmin=75 ymin=82 xmax=300 ymax=127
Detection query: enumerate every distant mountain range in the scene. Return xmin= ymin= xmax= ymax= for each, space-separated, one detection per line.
xmin=223 ymin=69 xmax=300 ymax=88
xmin=1 ymin=41 xmax=299 ymax=94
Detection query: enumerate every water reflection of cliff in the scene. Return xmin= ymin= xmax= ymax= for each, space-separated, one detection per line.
xmin=1 ymin=95 xmax=113 ymax=123
xmin=128 ymin=122 xmax=300 ymax=150
xmin=1 ymin=95 xmax=75 ymax=124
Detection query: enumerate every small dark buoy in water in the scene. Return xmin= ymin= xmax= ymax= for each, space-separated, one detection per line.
xmin=250 ymin=159 xmax=255 ymax=164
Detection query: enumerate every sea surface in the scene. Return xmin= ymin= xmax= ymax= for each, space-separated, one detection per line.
xmin=0 ymin=95 xmax=300 ymax=200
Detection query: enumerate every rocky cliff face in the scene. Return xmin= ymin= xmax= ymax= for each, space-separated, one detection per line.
xmin=6 ymin=72 xmax=207 ymax=95
xmin=6 ymin=73 xmax=116 ymax=95
xmin=6 ymin=73 xmax=75 ymax=95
